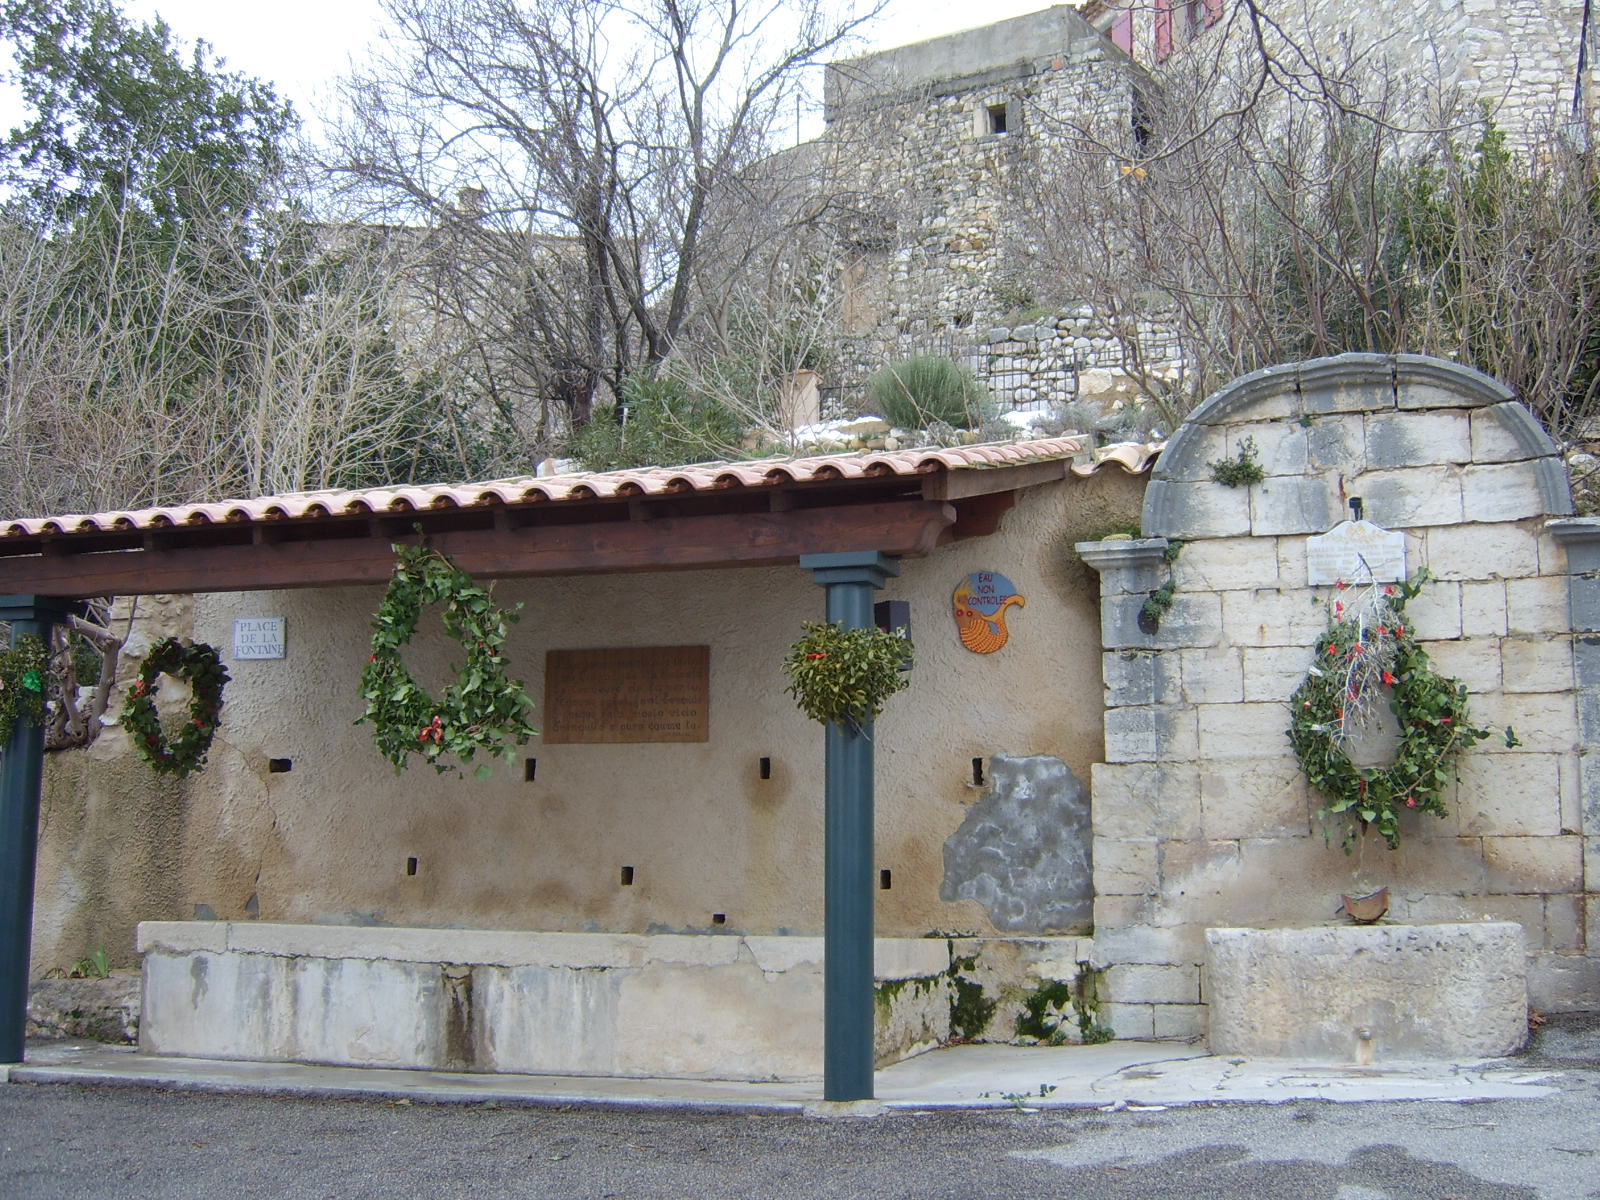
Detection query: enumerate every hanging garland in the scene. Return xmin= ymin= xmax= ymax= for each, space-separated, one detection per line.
xmin=357 ymin=542 xmax=537 ymax=778
xmin=121 ymin=639 xmax=230 ymax=778
xmin=1287 ymin=572 xmax=1489 ymax=851
xmin=782 ymin=620 xmax=913 ymax=732
xmin=0 ymin=634 xmax=48 ymax=745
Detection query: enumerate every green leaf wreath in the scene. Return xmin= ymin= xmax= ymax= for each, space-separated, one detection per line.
xmin=121 ymin=638 xmax=230 ymax=777
xmin=783 ymin=620 xmax=912 ymax=731
xmin=0 ymin=634 xmax=49 ymax=745
xmin=1287 ymin=572 xmax=1489 ymax=851
xmin=357 ymin=543 xmax=537 ymax=777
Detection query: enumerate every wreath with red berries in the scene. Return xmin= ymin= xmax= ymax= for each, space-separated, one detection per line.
xmin=1287 ymin=573 xmax=1489 ymax=851
xmin=356 ymin=542 xmax=537 ymax=778
xmin=121 ymin=639 xmax=230 ymax=777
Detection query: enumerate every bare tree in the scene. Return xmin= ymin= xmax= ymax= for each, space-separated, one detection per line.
xmin=330 ymin=0 xmax=883 ymax=444
xmin=1010 ymin=7 xmax=1600 ymax=439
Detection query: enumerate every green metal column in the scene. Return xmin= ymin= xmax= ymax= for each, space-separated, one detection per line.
xmin=800 ymin=552 xmax=899 ymax=1102
xmin=0 ymin=596 xmax=73 ymax=1063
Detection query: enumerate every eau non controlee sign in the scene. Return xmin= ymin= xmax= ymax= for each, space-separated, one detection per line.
xmin=232 ymin=617 xmax=286 ymax=660
xmin=543 ymin=645 xmax=710 ymax=744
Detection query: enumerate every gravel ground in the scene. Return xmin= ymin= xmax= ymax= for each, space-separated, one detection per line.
xmin=1 ymin=1014 xmax=1596 ymax=1200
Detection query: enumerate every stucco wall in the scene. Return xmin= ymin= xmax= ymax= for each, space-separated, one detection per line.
xmin=32 ymin=467 xmax=1144 ymax=974
xmin=1079 ymin=354 xmax=1591 ymax=1032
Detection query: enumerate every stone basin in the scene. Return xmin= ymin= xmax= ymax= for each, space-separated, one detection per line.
xmin=1204 ymin=922 xmax=1527 ymax=1061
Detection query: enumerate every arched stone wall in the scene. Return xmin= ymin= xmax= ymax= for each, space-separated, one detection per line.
xmin=1079 ymin=354 xmax=1592 ymax=1036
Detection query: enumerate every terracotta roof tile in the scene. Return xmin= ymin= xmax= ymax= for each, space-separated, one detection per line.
xmin=0 ymin=436 xmax=1159 ymax=541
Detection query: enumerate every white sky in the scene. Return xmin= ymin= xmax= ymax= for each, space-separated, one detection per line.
xmin=106 ymin=0 xmax=1062 ymax=140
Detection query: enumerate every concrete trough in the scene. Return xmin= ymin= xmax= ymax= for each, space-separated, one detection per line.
xmin=137 ymin=922 xmax=954 ymax=1081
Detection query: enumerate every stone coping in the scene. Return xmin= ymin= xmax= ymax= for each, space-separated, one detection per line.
xmin=136 ymin=922 xmax=952 ymax=979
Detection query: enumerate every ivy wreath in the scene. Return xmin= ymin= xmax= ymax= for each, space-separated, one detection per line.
xmin=121 ymin=638 xmax=230 ymax=777
xmin=1287 ymin=573 xmax=1488 ymax=851
xmin=782 ymin=620 xmax=913 ymax=732
xmin=357 ymin=542 xmax=537 ymax=777
xmin=0 ymin=634 xmax=48 ymax=745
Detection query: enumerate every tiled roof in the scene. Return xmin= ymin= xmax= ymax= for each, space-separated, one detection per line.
xmin=0 ymin=438 xmax=1161 ymax=541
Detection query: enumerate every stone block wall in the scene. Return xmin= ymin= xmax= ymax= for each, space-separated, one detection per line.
xmin=1091 ymin=0 xmax=1595 ymax=148
xmin=1079 ymin=354 xmax=1594 ymax=1028
xmin=822 ymin=8 xmax=1137 ymax=385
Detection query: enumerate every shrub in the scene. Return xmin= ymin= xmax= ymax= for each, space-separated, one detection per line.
xmin=868 ymin=356 xmax=990 ymax=431
xmin=569 ymin=370 xmax=747 ymax=471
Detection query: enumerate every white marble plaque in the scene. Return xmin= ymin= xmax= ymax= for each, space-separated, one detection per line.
xmin=1305 ymin=520 xmax=1406 ymax=586
xmin=233 ymin=617 xmax=286 ymax=660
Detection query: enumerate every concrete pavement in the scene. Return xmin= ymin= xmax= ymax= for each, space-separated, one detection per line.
xmin=3 ymin=1034 xmax=1562 ymax=1114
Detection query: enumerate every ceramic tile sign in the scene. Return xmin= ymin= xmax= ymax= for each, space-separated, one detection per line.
xmin=953 ymin=571 xmax=1026 ymax=654
xmin=232 ymin=617 xmax=286 ymax=660
xmin=1305 ymin=520 xmax=1407 ymax=586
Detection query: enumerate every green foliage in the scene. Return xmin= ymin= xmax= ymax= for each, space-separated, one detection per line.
xmin=69 ymin=947 xmax=109 ymax=979
xmin=357 ymin=543 xmax=538 ymax=777
xmin=782 ymin=621 xmax=912 ymax=730
xmin=569 ymin=370 xmax=748 ymax=471
xmin=121 ymin=638 xmax=229 ymax=777
xmin=1141 ymin=580 xmax=1177 ymax=624
xmin=1208 ymin=436 xmax=1265 ymax=487
xmin=0 ymin=0 xmax=293 ymax=230
xmin=1014 ymin=979 xmax=1075 ymax=1045
xmin=0 ymin=634 xmax=48 ymax=745
xmin=949 ymin=972 xmax=997 ymax=1041
xmin=1288 ymin=573 xmax=1490 ymax=850
xmin=868 ymin=356 xmax=990 ymax=431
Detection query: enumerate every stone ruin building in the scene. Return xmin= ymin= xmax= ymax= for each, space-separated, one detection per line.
xmin=817 ymin=1 xmax=1600 ymax=425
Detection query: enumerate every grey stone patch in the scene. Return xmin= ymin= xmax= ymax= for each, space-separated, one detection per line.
xmin=1075 ymin=538 xmax=1168 ymax=594
xmin=1249 ymin=475 xmax=1339 ymax=536
xmin=1101 ymin=650 xmax=1178 ymax=707
xmin=1567 ymin=574 xmax=1600 ymax=633
xmin=1298 ymin=353 xmax=1394 ymax=414
xmin=1365 ymin=411 xmax=1471 ymax=469
xmin=1101 ymin=593 xmax=1220 ymax=651
xmin=1305 ymin=415 xmax=1365 ymax=473
xmin=1526 ymin=954 xmax=1600 ymax=1015
xmin=1571 ymin=636 xmax=1600 ymax=688
xmin=28 ymin=973 xmax=141 ymax=1042
xmin=1393 ymin=352 xmax=1515 ymax=409
xmin=1142 ymin=479 xmax=1252 ymax=539
xmin=1184 ymin=361 xmax=1303 ymax=427
xmin=940 ymin=755 xmax=1091 ymax=933
xmin=1580 ymin=751 xmax=1600 ymax=829
xmin=193 ymin=903 xmax=217 ymax=921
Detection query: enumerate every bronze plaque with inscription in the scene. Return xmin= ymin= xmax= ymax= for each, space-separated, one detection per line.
xmin=542 ymin=646 xmax=710 ymax=744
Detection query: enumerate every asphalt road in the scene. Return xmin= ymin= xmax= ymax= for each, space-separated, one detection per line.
xmin=1 ymin=1016 xmax=1597 ymax=1200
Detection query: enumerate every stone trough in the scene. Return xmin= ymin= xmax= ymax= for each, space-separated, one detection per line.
xmin=137 ymin=922 xmax=955 ymax=1081
xmin=1204 ymin=922 xmax=1528 ymax=1061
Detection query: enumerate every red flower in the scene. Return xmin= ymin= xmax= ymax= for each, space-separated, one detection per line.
xmin=1440 ymin=716 xmax=1452 ymax=724
xmin=1405 ymin=795 xmax=1416 ymax=808
xmin=1351 ymin=643 xmax=1363 ymax=655
xmin=1334 ymin=601 xmax=1344 ymax=615
xmin=1384 ymin=585 xmax=1396 ymax=596
xmin=1336 ymin=580 xmax=1347 ymax=590
xmin=1327 ymin=644 xmax=1338 ymax=657
xmin=807 ymin=652 xmax=827 ymax=660
xmin=1382 ymin=671 xmax=1396 ymax=686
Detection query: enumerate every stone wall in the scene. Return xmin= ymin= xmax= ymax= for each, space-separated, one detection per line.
xmin=822 ymin=8 xmax=1139 ymax=387
xmin=1078 ymin=354 xmax=1592 ymax=1032
xmin=1090 ymin=0 xmax=1596 ymax=146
